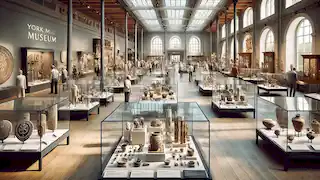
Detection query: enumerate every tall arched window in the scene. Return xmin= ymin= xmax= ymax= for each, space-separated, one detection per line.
xmin=286 ymin=17 xmax=313 ymax=71
xmin=221 ymin=41 xmax=226 ymax=58
xmin=260 ymin=28 xmax=274 ymax=66
xmin=230 ymin=16 xmax=239 ymax=34
xmin=189 ymin=36 xmax=201 ymax=55
xmin=243 ymin=7 xmax=253 ymax=28
xmin=169 ymin=36 xmax=181 ymax=49
xmin=230 ymin=38 xmax=239 ymax=60
xmin=151 ymin=36 xmax=163 ymax=55
xmin=261 ymin=0 xmax=275 ymax=20
xmin=296 ymin=19 xmax=312 ymax=71
xmin=286 ymin=0 xmax=302 ymax=8
xmin=221 ymin=24 xmax=226 ymax=38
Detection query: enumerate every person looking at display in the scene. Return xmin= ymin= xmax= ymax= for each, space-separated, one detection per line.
xmin=287 ymin=66 xmax=298 ymax=97
xmin=50 ymin=65 xmax=59 ymax=94
xmin=124 ymin=75 xmax=131 ymax=102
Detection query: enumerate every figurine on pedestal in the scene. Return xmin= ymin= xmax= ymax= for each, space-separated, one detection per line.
xmin=16 ymin=70 xmax=26 ymax=98
xmin=70 ymin=84 xmax=79 ymax=106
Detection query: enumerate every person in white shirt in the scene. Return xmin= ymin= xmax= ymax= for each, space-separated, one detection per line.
xmin=188 ymin=64 xmax=194 ymax=82
xmin=51 ymin=65 xmax=59 ymax=94
xmin=16 ymin=69 xmax=26 ymax=98
xmin=124 ymin=75 xmax=131 ymax=102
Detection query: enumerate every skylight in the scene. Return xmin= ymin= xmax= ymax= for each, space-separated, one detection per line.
xmin=166 ymin=10 xmax=184 ymax=19
xmin=130 ymin=0 xmax=153 ymax=7
xmin=168 ymin=20 xmax=183 ymax=25
xmin=194 ymin=10 xmax=212 ymax=19
xmin=135 ymin=10 xmax=157 ymax=19
xmin=165 ymin=0 xmax=186 ymax=7
xmin=199 ymin=0 xmax=220 ymax=7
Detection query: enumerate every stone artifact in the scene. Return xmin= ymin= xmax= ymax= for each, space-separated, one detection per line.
xmin=174 ymin=119 xmax=180 ymax=143
xmin=133 ymin=158 xmax=141 ymax=167
xmin=274 ymin=130 xmax=280 ymax=138
xmin=262 ymin=119 xmax=276 ymax=130
xmin=0 ymin=45 xmax=14 ymax=85
xmin=16 ymin=69 xmax=27 ymax=98
xmin=307 ymin=131 xmax=316 ymax=143
xmin=149 ymin=132 xmax=161 ymax=151
xmin=151 ymin=119 xmax=162 ymax=127
xmin=117 ymin=157 xmax=127 ymax=167
xmin=287 ymin=135 xmax=294 ymax=143
xmin=142 ymin=162 xmax=149 ymax=166
xmin=139 ymin=117 xmax=144 ymax=128
xmin=37 ymin=113 xmax=47 ymax=138
xmin=47 ymin=104 xmax=58 ymax=131
xmin=292 ymin=114 xmax=304 ymax=135
xmin=133 ymin=118 xmax=140 ymax=128
xmin=162 ymin=93 xmax=167 ymax=99
xmin=70 ymin=84 xmax=79 ymax=105
xmin=187 ymin=147 xmax=194 ymax=156
xmin=0 ymin=119 xmax=12 ymax=142
xmin=164 ymin=159 xmax=170 ymax=165
xmin=169 ymin=90 xmax=174 ymax=96
xmin=180 ymin=121 xmax=186 ymax=144
xmin=240 ymin=95 xmax=245 ymax=102
xmin=144 ymin=91 xmax=148 ymax=97
xmin=121 ymin=143 xmax=127 ymax=152
xmin=15 ymin=119 xmax=34 ymax=142
xmin=276 ymin=107 xmax=288 ymax=129
xmin=138 ymin=144 xmax=143 ymax=152
xmin=311 ymin=120 xmax=320 ymax=134
xmin=188 ymin=161 xmax=195 ymax=168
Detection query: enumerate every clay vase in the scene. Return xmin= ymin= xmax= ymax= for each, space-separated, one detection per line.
xmin=307 ymin=131 xmax=316 ymax=143
xmin=47 ymin=104 xmax=58 ymax=131
xmin=187 ymin=147 xmax=194 ymax=156
xmin=287 ymin=135 xmax=294 ymax=143
xmin=274 ymin=130 xmax=280 ymax=138
xmin=162 ymin=93 xmax=168 ymax=99
xmin=37 ymin=114 xmax=47 ymax=138
xmin=262 ymin=119 xmax=276 ymax=130
xmin=0 ymin=120 xmax=12 ymax=142
xmin=151 ymin=119 xmax=162 ymax=127
xmin=275 ymin=107 xmax=288 ymax=129
xmin=311 ymin=120 xmax=320 ymax=134
xmin=169 ymin=90 xmax=174 ymax=96
xmin=149 ymin=92 xmax=154 ymax=98
xmin=144 ymin=91 xmax=148 ymax=97
xmin=292 ymin=114 xmax=305 ymax=133
xmin=149 ymin=132 xmax=161 ymax=151
xmin=133 ymin=118 xmax=140 ymax=128
xmin=240 ymin=95 xmax=245 ymax=102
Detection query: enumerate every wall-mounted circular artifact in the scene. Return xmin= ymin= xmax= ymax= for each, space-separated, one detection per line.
xmin=0 ymin=46 xmax=14 ymax=84
xmin=0 ymin=120 xmax=12 ymax=142
xmin=15 ymin=120 xmax=34 ymax=142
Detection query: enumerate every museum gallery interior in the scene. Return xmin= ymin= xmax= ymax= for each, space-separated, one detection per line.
xmin=1 ymin=0 xmax=320 ymax=179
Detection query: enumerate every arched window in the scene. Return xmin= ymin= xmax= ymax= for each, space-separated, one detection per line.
xmin=286 ymin=0 xmax=302 ymax=8
xmin=221 ymin=41 xmax=226 ymax=58
xmin=260 ymin=28 xmax=274 ymax=66
xmin=221 ymin=24 xmax=226 ymax=38
xmin=261 ymin=0 xmax=275 ymax=20
xmin=230 ymin=16 xmax=239 ymax=34
xmin=230 ymin=37 xmax=239 ymax=60
xmin=286 ymin=17 xmax=313 ymax=71
xmin=151 ymin=36 xmax=163 ymax=55
xmin=169 ymin=36 xmax=181 ymax=49
xmin=243 ymin=7 xmax=253 ymax=28
xmin=189 ymin=36 xmax=201 ymax=55
xmin=296 ymin=19 xmax=312 ymax=71
xmin=243 ymin=34 xmax=253 ymax=52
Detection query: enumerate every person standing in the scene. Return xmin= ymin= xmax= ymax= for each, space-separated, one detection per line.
xmin=124 ymin=75 xmax=131 ymax=102
xmin=288 ymin=67 xmax=298 ymax=97
xmin=16 ymin=69 xmax=26 ymax=98
xmin=51 ymin=65 xmax=59 ymax=94
xmin=188 ymin=64 xmax=194 ymax=82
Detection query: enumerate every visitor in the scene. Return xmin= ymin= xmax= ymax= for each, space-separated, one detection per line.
xmin=50 ymin=65 xmax=59 ymax=94
xmin=188 ymin=64 xmax=194 ymax=82
xmin=124 ymin=75 xmax=131 ymax=102
xmin=288 ymin=67 xmax=298 ymax=97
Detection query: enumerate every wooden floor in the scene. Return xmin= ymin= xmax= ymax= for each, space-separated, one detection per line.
xmin=0 ymin=73 xmax=320 ymax=180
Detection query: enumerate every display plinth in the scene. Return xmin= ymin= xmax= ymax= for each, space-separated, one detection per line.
xmin=240 ymin=77 xmax=265 ymax=84
xmin=102 ymin=136 xmax=209 ymax=180
xmin=86 ymin=92 xmax=114 ymax=106
xmin=304 ymin=93 xmax=320 ymax=101
xmin=198 ymin=84 xmax=213 ymax=96
xmin=59 ymin=102 xmax=100 ymax=121
xmin=211 ymin=101 xmax=255 ymax=118
xmin=106 ymin=85 xmax=124 ymax=93
xmin=257 ymin=84 xmax=288 ymax=96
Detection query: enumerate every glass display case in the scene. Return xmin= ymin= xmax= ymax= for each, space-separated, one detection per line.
xmin=0 ymin=96 xmax=70 ymax=170
xmin=301 ymin=55 xmax=320 ymax=83
xmin=238 ymin=52 xmax=252 ymax=69
xmin=211 ymin=82 xmax=256 ymax=118
xmin=101 ymin=102 xmax=211 ymax=179
xmin=58 ymin=79 xmax=100 ymax=121
xmin=198 ymin=72 xmax=216 ymax=96
xmin=21 ymin=47 xmax=54 ymax=93
xmin=262 ymin=52 xmax=275 ymax=73
xmin=256 ymin=96 xmax=320 ymax=170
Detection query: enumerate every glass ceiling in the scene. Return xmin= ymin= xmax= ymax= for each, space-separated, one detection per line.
xmin=124 ymin=0 xmax=222 ymax=32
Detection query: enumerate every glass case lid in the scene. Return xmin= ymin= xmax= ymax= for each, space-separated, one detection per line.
xmin=260 ymin=96 xmax=320 ymax=112
xmin=0 ymin=96 xmax=68 ymax=111
xmin=102 ymin=102 xmax=209 ymax=122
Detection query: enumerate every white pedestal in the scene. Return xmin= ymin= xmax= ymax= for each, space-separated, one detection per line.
xmin=131 ymin=128 xmax=146 ymax=145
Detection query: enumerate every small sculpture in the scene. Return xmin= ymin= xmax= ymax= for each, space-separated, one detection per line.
xmin=276 ymin=107 xmax=288 ymax=129
xmin=187 ymin=147 xmax=194 ymax=156
xmin=139 ymin=117 xmax=144 ymax=128
xmin=37 ymin=114 xmax=47 ymax=138
xmin=133 ymin=118 xmax=140 ymax=128
xmin=287 ymin=135 xmax=294 ymax=143
xmin=0 ymin=120 xmax=12 ymax=143
xmin=262 ymin=119 xmax=276 ymax=130
xmin=274 ymin=130 xmax=280 ymax=138
xmin=133 ymin=158 xmax=141 ymax=167
xmin=151 ymin=119 xmax=162 ymax=127
xmin=117 ymin=157 xmax=127 ymax=167
xmin=311 ymin=119 xmax=320 ymax=134
xmin=15 ymin=119 xmax=34 ymax=142
xmin=47 ymin=104 xmax=58 ymax=131
xmin=16 ymin=69 xmax=27 ymax=98
xmin=187 ymin=161 xmax=195 ymax=168
xmin=164 ymin=159 xmax=170 ymax=166
xmin=121 ymin=143 xmax=128 ymax=152
xmin=149 ymin=132 xmax=161 ymax=151
xmin=307 ymin=131 xmax=316 ymax=143
xmin=162 ymin=93 xmax=168 ymax=99
xmin=292 ymin=114 xmax=305 ymax=136
xmin=70 ymin=84 xmax=79 ymax=105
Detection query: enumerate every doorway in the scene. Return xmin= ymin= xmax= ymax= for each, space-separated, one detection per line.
xmin=170 ymin=55 xmax=180 ymax=63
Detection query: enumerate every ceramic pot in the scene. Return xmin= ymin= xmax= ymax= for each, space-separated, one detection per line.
xmin=262 ymin=119 xmax=276 ymax=130
xmin=162 ymin=93 xmax=167 ymax=99
xmin=287 ymin=135 xmax=294 ymax=143
xmin=274 ymin=130 xmax=280 ymax=138
xmin=276 ymin=107 xmax=288 ymax=129
xmin=47 ymin=104 xmax=58 ymax=131
xmin=169 ymin=90 xmax=174 ymax=96
xmin=37 ymin=114 xmax=47 ymax=138
xmin=151 ymin=119 xmax=162 ymax=127
xmin=149 ymin=92 xmax=154 ymax=98
xmin=187 ymin=147 xmax=194 ymax=156
xmin=149 ymin=132 xmax=161 ymax=151
xmin=144 ymin=91 xmax=148 ymax=97
xmin=0 ymin=120 xmax=12 ymax=142
xmin=139 ymin=117 xmax=144 ymax=128
xmin=311 ymin=120 xmax=320 ymax=134
xmin=307 ymin=131 xmax=316 ymax=143
xmin=240 ymin=95 xmax=245 ymax=102
xmin=133 ymin=118 xmax=140 ymax=128
xmin=292 ymin=114 xmax=304 ymax=133
xmin=121 ymin=143 xmax=128 ymax=152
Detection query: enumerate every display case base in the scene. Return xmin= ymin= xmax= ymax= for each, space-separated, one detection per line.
xmin=102 ymin=136 xmax=211 ymax=180
xmin=257 ymin=85 xmax=288 ymax=96
xmin=211 ymin=101 xmax=255 ymax=118
xmin=86 ymin=93 xmax=114 ymax=106
xmin=0 ymin=129 xmax=69 ymax=171
xmin=58 ymin=102 xmax=100 ymax=121
xmin=256 ymin=129 xmax=320 ymax=171
xmin=27 ymin=80 xmax=51 ymax=93
xmin=198 ymin=84 xmax=212 ymax=96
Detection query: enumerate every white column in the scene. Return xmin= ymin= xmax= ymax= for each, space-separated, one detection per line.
xmin=134 ymin=22 xmax=138 ymax=64
xmin=141 ymin=29 xmax=144 ymax=60
xmin=100 ymin=0 xmax=105 ymax=90
xmin=67 ymin=0 xmax=72 ymax=76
